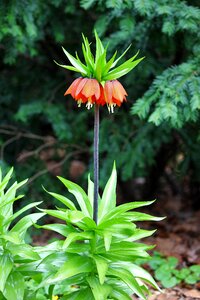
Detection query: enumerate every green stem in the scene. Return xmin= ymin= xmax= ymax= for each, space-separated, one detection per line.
xmin=93 ymin=104 xmax=99 ymax=224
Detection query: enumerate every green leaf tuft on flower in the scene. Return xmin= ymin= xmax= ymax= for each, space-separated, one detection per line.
xmin=57 ymin=30 xmax=144 ymax=83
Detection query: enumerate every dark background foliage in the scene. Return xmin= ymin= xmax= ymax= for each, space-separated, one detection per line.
xmin=0 ymin=0 xmax=200 ymax=208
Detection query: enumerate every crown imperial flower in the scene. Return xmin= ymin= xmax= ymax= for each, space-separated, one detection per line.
xmin=56 ymin=31 xmax=144 ymax=112
xmin=64 ymin=77 xmax=128 ymax=112
xmin=64 ymin=77 xmax=101 ymax=109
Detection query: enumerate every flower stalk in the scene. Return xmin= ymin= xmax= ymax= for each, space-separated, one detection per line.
xmin=93 ymin=104 xmax=99 ymax=223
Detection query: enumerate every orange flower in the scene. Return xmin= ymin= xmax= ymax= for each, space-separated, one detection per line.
xmin=64 ymin=77 xmax=127 ymax=112
xmin=64 ymin=77 xmax=101 ymax=109
xmin=102 ymin=80 xmax=128 ymax=112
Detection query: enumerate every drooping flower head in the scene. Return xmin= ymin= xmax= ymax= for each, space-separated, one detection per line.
xmin=55 ymin=31 xmax=144 ymax=112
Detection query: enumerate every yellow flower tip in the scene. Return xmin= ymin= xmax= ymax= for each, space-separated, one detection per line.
xmin=52 ymin=296 xmax=59 ymax=300
xmin=77 ymin=100 xmax=82 ymax=107
xmin=86 ymin=102 xmax=93 ymax=110
xmin=107 ymin=103 xmax=116 ymax=114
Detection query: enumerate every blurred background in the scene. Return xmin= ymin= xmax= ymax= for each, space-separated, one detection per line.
xmin=0 ymin=0 xmax=200 ymax=210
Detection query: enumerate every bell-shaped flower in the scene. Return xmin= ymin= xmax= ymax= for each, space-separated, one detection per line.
xmin=56 ymin=30 xmax=143 ymax=112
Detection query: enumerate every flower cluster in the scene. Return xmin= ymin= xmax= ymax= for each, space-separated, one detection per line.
xmin=64 ymin=77 xmax=127 ymax=112
xmin=56 ymin=31 xmax=143 ymax=112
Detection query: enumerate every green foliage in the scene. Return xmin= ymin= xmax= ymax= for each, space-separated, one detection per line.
xmin=138 ymin=252 xmax=200 ymax=288
xmin=0 ymin=166 xmax=162 ymax=299
xmin=132 ymin=59 xmax=200 ymax=127
xmin=34 ymin=165 xmax=162 ymax=299
xmin=0 ymin=168 xmax=44 ymax=300
xmin=1 ymin=0 xmax=200 ymax=202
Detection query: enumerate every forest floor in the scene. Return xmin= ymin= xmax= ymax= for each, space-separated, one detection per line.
xmin=131 ymin=190 xmax=200 ymax=300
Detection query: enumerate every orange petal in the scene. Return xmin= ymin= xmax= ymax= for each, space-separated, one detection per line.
xmin=96 ymin=85 xmax=106 ymax=105
xmin=81 ymin=79 xmax=92 ymax=98
xmin=64 ymin=78 xmax=82 ymax=97
xmin=93 ymin=80 xmax=101 ymax=100
xmin=112 ymin=97 xmax=122 ymax=106
xmin=115 ymin=80 xmax=128 ymax=96
xmin=112 ymin=80 xmax=127 ymax=103
xmin=74 ymin=78 xmax=88 ymax=98
xmin=81 ymin=79 xmax=97 ymax=98
xmin=104 ymin=81 xmax=113 ymax=104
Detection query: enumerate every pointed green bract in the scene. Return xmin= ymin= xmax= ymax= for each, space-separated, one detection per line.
xmin=57 ymin=30 xmax=143 ymax=82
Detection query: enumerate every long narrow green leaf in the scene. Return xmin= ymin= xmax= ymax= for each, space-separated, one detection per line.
xmin=62 ymin=47 xmax=88 ymax=74
xmin=35 ymin=223 xmax=76 ymax=237
xmin=5 ymin=179 xmax=28 ymax=199
xmin=102 ymin=51 xmax=117 ymax=75
xmin=87 ymin=276 xmax=112 ymax=300
xmin=1 ymin=233 xmax=21 ymax=244
xmin=8 ymin=244 xmax=40 ymax=261
xmin=95 ymin=51 xmax=107 ymax=81
xmin=108 ymin=267 xmax=146 ymax=300
xmin=100 ymin=200 xmax=155 ymax=223
xmin=110 ymin=287 xmax=133 ymax=300
xmin=94 ymin=30 xmax=105 ymax=66
xmin=103 ymin=231 xmax=112 ymax=251
xmin=98 ymin=163 xmax=117 ymax=221
xmin=0 ymin=194 xmax=23 ymax=210
xmin=127 ymin=229 xmax=157 ymax=241
xmin=10 ymin=213 xmax=45 ymax=240
xmin=58 ymin=176 xmax=92 ymax=217
xmin=46 ymin=255 xmax=93 ymax=284
xmin=105 ymin=222 xmax=136 ymax=238
xmin=1 ymin=179 xmax=28 ymax=219
xmin=105 ymin=57 xmax=144 ymax=80
xmin=111 ymin=46 xmax=136 ymax=69
xmin=45 ymin=189 xmax=76 ymax=210
xmin=87 ymin=174 xmax=94 ymax=209
xmin=17 ymin=261 xmax=43 ymax=276
xmin=40 ymin=209 xmax=67 ymax=221
xmin=66 ymin=288 xmax=94 ymax=300
xmin=124 ymin=212 xmax=165 ymax=222
xmin=3 ymin=271 xmax=25 ymax=300
xmin=92 ymin=255 xmax=108 ymax=284
xmin=82 ymin=34 xmax=95 ymax=70
xmin=0 ymin=167 xmax=13 ymax=193
xmin=0 ymin=253 xmax=13 ymax=291
xmin=37 ymin=252 xmax=69 ymax=274
xmin=4 ymin=201 xmax=42 ymax=227
xmin=63 ymin=231 xmax=93 ymax=249
xmin=54 ymin=60 xmax=81 ymax=73
xmin=128 ymin=263 xmax=161 ymax=291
